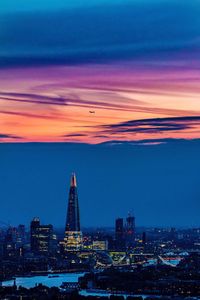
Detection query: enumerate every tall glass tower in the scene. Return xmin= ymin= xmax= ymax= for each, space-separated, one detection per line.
xmin=64 ymin=173 xmax=82 ymax=250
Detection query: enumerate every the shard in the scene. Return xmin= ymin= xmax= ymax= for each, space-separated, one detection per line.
xmin=64 ymin=173 xmax=82 ymax=250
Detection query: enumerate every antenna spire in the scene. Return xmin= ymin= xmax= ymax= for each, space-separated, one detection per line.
xmin=70 ymin=172 xmax=77 ymax=187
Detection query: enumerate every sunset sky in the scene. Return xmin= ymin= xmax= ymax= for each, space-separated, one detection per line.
xmin=1 ymin=0 xmax=200 ymax=143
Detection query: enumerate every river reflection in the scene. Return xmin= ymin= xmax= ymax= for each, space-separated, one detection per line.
xmin=3 ymin=273 xmax=85 ymax=288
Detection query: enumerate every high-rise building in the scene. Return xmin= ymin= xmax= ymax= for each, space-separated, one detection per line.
xmin=142 ymin=231 xmax=146 ymax=245
xmin=125 ymin=213 xmax=135 ymax=249
xmin=3 ymin=228 xmax=17 ymax=258
xmin=64 ymin=173 xmax=82 ymax=250
xmin=30 ymin=217 xmax=40 ymax=252
xmin=17 ymin=224 xmax=25 ymax=244
xmin=115 ymin=218 xmax=125 ymax=250
xmin=30 ymin=217 xmax=55 ymax=254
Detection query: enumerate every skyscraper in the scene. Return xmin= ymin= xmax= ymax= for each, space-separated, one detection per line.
xmin=64 ymin=173 xmax=82 ymax=250
xmin=142 ymin=231 xmax=147 ymax=245
xmin=30 ymin=217 xmax=55 ymax=254
xmin=125 ymin=213 xmax=135 ymax=249
xmin=115 ymin=218 xmax=125 ymax=250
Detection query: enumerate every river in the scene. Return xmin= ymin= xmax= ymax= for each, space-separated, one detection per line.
xmin=2 ymin=272 xmax=85 ymax=288
xmin=2 ymin=273 xmax=160 ymax=299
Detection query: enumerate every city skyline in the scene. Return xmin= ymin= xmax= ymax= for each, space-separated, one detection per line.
xmin=0 ymin=1 xmax=200 ymax=298
xmin=0 ymin=0 xmax=200 ymax=229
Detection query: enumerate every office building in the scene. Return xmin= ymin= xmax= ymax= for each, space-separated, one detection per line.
xmin=125 ymin=213 xmax=135 ymax=249
xmin=30 ymin=217 xmax=55 ymax=254
xmin=115 ymin=218 xmax=125 ymax=250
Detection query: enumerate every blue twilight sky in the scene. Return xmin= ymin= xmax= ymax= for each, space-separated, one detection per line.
xmin=0 ymin=0 xmax=200 ymax=228
xmin=0 ymin=0 xmax=151 ymax=13
xmin=1 ymin=0 xmax=200 ymax=67
xmin=0 ymin=140 xmax=200 ymax=228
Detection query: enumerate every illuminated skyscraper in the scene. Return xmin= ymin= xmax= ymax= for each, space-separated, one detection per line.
xmin=30 ymin=217 xmax=55 ymax=254
xmin=64 ymin=173 xmax=82 ymax=250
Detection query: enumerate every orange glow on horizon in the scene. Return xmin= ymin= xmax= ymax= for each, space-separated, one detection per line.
xmin=0 ymin=63 xmax=200 ymax=143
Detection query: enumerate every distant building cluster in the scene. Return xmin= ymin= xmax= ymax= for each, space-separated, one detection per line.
xmin=0 ymin=173 xmax=200 ymax=300
xmin=0 ymin=173 xmax=200 ymax=287
xmin=0 ymin=173 xmax=138 ymax=268
xmin=59 ymin=173 xmax=136 ymax=252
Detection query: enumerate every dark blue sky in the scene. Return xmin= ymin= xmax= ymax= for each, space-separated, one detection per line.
xmin=1 ymin=0 xmax=200 ymax=67
xmin=0 ymin=140 xmax=199 ymax=228
xmin=0 ymin=0 xmax=200 ymax=229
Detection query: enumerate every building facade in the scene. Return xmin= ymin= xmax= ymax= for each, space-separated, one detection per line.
xmin=30 ymin=217 xmax=55 ymax=254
